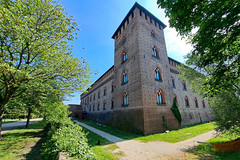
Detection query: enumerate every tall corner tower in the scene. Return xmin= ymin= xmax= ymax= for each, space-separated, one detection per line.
xmin=111 ymin=2 xmax=179 ymax=135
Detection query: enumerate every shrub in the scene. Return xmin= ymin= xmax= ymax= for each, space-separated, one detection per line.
xmin=42 ymin=102 xmax=94 ymax=159
xmin=171 ymin=98 xmax=182 ymax=125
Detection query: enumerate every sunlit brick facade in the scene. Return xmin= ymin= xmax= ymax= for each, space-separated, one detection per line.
xmin=80 ymin=3 xmax=212 ymax=135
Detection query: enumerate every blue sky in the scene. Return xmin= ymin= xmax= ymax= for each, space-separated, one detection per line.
xmin=61 ymin=0 xmax=192 ymax=105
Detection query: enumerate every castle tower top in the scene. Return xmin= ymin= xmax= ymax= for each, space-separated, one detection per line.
xmin=111 ymin=2 xmax=167 ymax=39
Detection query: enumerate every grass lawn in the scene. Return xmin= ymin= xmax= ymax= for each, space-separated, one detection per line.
xmin=81 ymin=120 xmax=141 ymax=140
xmin=82 ymin=127 xmax=123 ymax=160
xmin=187 ymin=131 xmax=240 ymax=160
xmin=137 ymin=122 xmax=216 ymax=143
xmin=0 ymin=121 xmax=46 ymax=160
xmin=80 ymin=120 xmax=216 ymax=143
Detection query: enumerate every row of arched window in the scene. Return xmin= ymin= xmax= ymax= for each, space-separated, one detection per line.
xmin=122 ymin=90 xmax=206 ymax=108
xmin=88 ymin=100 xmax=114 ymax=112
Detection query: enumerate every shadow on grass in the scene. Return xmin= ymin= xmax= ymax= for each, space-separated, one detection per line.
xmin=25 ymin=130 xmax=47 ymax=160
xmin=186 ymin=144 xmax=240 ymax=160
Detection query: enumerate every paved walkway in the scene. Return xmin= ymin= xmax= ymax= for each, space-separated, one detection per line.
xmin=73 ymin=120 xmax=124 ymax=143
xmin=1 ymin=118 xmax=43 ymax=134
xmin=74 ymin=120 xmax=217 ymax=159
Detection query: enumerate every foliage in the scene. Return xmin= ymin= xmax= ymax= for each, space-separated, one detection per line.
xmin=178 ymin=64 xmax=240 ymax=135
xmin=136 ymin=122 xmax=216 ymax=143
xmin=43 ymin=123 xmax=94 ymax=160
xmin=0 ymin=0 xmax=91 ymax=137
xmin=210 ymin=91 xmax=240 ymax=134
xmin=170 ymin=98 xmax=182 ymax=125
xmin=157 ymin=0 xmax=240 ymax=96
xmin=187 ymin=129 xmax=240 ymax=160
xmin=42 ymin=102 xmax=94 ymax=160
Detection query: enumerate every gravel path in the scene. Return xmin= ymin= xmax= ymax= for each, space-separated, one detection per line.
xmin=116 ymin=130 xmax=216 ymax=160
xmin=75 ymin=121 xmax=216 ymax=160
xmin=1 ymin=118 xmax=43 ymax=134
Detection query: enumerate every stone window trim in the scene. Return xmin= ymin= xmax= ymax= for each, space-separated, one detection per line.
xmin=121 ymin=50 xmax=127 ymax=64
xmin=185 ymin=96 xmax=190 ymax=108
xmin=171 ymin=77 xmax=176 ymax=88
xmin=194 ymin=97 xmax=199 ymax=108
xmin=104 ymin=87 xmax=107 ymax=96
xmin=97 ymin=103 xmax=100 ymax=111
xmin=202 ymin=100 xmax=206 ymax=108
xmin=121 ymin=36 xmax=126 ymax=45
xmin=154 ymin=67 xmax=162 ymax=82
xmin=156 ymin=88 xmax=166 ymax=105
xmin=182 ymin=80 xmax=187 ymax=90
xmin=152 ymin=46 xmax=159 ymax=59
xmin=103 ymin=101 xmax=106 ymax=110
xmin=122 ymin=91 xmax=128 ymax=107
xmin=151 ymin=30 xmax=156 ymax=38
xmin=122 ymin=70 xmax=128 ymax=85
xmin=111 ymin=82 xmax=114 ymax=93
xmin=173 ymin=94 xmax=178 ymax=103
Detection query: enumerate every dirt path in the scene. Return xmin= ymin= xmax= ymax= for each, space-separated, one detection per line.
xmin=116 ymin=130 xmax=216 ymax=160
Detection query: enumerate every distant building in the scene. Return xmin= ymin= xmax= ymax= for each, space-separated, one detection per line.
xmin=68 ymin=104 xmax=83 ymax=119
xmin=80 ymin=2 xmax=212 ymax=135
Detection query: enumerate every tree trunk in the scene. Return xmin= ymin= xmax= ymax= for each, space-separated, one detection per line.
xmin=0 ymin=104 xmax=5 ymax=139
xmin=25 ymin=108 xmax=32 ymax=128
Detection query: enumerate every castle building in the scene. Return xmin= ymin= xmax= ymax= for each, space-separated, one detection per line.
xmin=80 ymin=2 xmax=212 ymax=135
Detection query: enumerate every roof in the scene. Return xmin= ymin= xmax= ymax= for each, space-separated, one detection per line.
xmin=112 ymin=2 xmax=167 ymax=39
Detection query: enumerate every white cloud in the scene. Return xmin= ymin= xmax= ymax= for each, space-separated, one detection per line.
xmin=144 ymin=1 xmax=193 ymax=63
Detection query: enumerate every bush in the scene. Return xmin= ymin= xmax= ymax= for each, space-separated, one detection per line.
xmin=42 ymin=102 xmax=94 ymax=159
xmin=171 ymin=98 xmax=182 ymax=125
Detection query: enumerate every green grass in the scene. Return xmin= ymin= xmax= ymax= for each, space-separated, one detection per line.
xmin=82 ymin=127 xmax=122 ymax=160
xmin=0 ymin=121 xmax=46 ymax=160
xmin=137 ymin=122 xmax=216 ymax=143
xmin=80 ymin=120 xmax=216 ymax=143
xmin=188 ymin=131 xmax=240 ymax=160
xmin=81 ymin=120 xmax=141 ymax=140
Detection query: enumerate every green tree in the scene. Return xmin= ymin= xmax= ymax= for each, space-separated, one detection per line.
xmin=0 ymin=0 xmax=91 ymax=138
xmin=157 ymin=0 xmax=240 ymax=96
xmin=178 ymin=65 xmax=240 ymax=134
xmin=171 ymin=98 xmax=182 ymax=125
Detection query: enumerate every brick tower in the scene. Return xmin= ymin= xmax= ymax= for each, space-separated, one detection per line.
xmin=111 ymin=2 xmax=180 ymax=135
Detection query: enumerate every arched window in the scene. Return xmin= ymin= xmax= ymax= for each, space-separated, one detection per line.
xmin=182 ymin=80 xmax=187 ymax=90
xmin=202 ymin=100 xmax=206 ymax=108
xmin=151 ymin=30 xmax=155 ymax=38
xmin=173 ymin=94 xmax=178 ymax=103
xmin=122 ymin=71 xmax=128 ymax=84
xmin=111 ymin=82 xmax=114 ymax=93
xmin=122 ymin=36 xmax=126 ymax=45
xmin=103 ymin=102 xmax=106 ymax=110
xmin=122 ymin=91 xmax=128 ymax=106
xmin=185 ymin=96 xmax=190 ymax=107
xmin=157 ymin=89 xmax=165 ymax=104
xmin=89 ymin=105 xmax=91 ymax=111
xmin=155 ymin=68 xmax=162 ymax=81
xmin=104 ymin=87 xmax=107 ymax=96
xmin=98 ymin=90 xmax=100 ymax=98
xmin=97 ymin=103 xmax=100 ymax=111
xmin=111 ymin=100 xmax=114 ymax=109
xmin=122 ymin=51 xmax=127 ymax=63
xmin=152 ymin=47 xmax=158 ymax=57
xmin=93 ymin=104 xmax=95 ymax=111
xmin=171 ymin=77 xmax=176 ymax=88
xmin=194 ymin=97 xmax=199 ymax=108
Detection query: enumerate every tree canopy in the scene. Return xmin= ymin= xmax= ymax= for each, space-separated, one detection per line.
xmin=0 ymin=0 xmax=91 ymax=137
xmin=157 ymin=0 xmax=240 ymax=96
